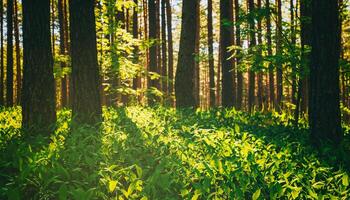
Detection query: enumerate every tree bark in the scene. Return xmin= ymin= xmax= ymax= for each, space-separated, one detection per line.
xmin=247 ymin=0 xmax=256 ymax=112
xmin=266 ymin=0 xmax=275 ymax=109
xmin=6 ymin=0 xmax=14 ymax=106
xmin=69 ymin=0 xmax=102 ymax=125
xmin=235 ymin=0 xmax=243 ymax=109
xmin=257 ymin=0 xmax=263 ymax=110
xmin=310 ymin=0 xmax=342 ymax=145
xmin=276 ymin=0 xmax=283 ymax=110
xmin=220 ymin=0 xmax=234 ymax=107
xmin=194 ymin=2 xmax=200 ymax=107
xmin=148 ymin=0 xmax=158 ymax=105
xmin=161 ymin=0 xmax=167 ymax=96
xmin=0 ymin=0 xmax=3 ymax=106
xmin=14 ymin=0 xmax=21 ymax=105
xmin=300 ymin=0 xmax=311 ymax=113
xmin=165 ymin=0 xmax=174 ymax=106
xmin=133 ymin=0 xmax=141 ymax=91
xmin=22 ymin=0 xmax=56 ymax=132
xmin=175 ymin=0 xmax=199 ymax=108
xmin=208 ymin=0 xmax=215 ymax=107
xmin=58 ymin=0 xmax=68 ymax=107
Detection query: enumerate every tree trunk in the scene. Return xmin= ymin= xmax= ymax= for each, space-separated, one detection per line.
xmin=257 ymin=0 xmax=263 ymax=110
xmin=0 ymin=0 xmax=3 ymax=106
xmin=69 ymin=0 xmax=102 ymax=125
xmin=58 ymin=0 xmax=68 ymax=107
xmin=309 ymin=0 xmax=342 ymax=145
xmin=300 ymin=0 xmax=311 ymax=113
xmin=133 ymin=0 xmax=141 ymax=92
xmin=208 ymin=0 xmax=215 ymax=107
xmin=220 ymin=0 xmax=234 ymax=107
xmin=148 ymin=0 xmax=158 ymax=105
xmin=14 ymin=0 xmax=21 ymax=105
xmin=22 ymin=0 xmax=56 ymax=132
xmin=194 ymin=2 xmax=200 ymax=107
xmin=266 ymin=0 xmax=275 ymax=109
xmin=235 ymin=0 xmax=243 ymax=109
xmin=165 ymin=0 xmax=174 ymax=106
xmin=291 ymin=0 xmax=297 ymax=106
xmin=175 ymin=0 xmax=198 ymax=108
xmin=6 ymin=0 xmax=14 ymax=106
xmin=247 ymin=0 xmax=256 ymax=112
xmin=276 ymin=0 xmax=283 ymax=110
xmin=161 ymin=0 xmax=167 ymax=96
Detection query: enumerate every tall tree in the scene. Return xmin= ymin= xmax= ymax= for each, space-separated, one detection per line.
xmin=0 ymin=0 xmax=3 ymax=106
xmin=300 ymin=0 xmax=311 ymax=113
xmin=7 ymin=0 xmax=14 ymax=106
xmin=133 ymin=0 xmax=140 ymax=91
xmin=22 ymin=0 xmax=56 ymax=132
xmin=69 ymin=0 xmax=102 ymax=125
xmin=14 ymin=0 xmax=21 ymax=105
xmin=194 ymin=1 xmax=200 ymax=107
xmin=175 ymin=0 xmax=199 ymax=107
xmin=266 ymin=0 xmax=275 ymax=109
xmin=208 ymin=0 xmax=215 ymax=107
xmin=235 ymin=0 xmax=243 ymax=109
xmin=247 ymin=0 xmax=256 ymax=112
xmin=165 ymin=0 xmax=173 ymax=105
xmin=220 ymin=0 xmax=234 ymax=107
xmin=290 ymin=0 xmax=297 ymax=106
xmin=161 ymin=0 xmax=167 ymax=95
xmin=276 ymin=0 xmax=283 ymax=109
xmin=309 ymin=0 xmax=342 ymax=144
xmin=58 ymin=0 xmax=68 ymax=107
xmin=148 ymin=0 xmax=158 ymax=105
xmin=257 ymin=0 xmax=263 ymax=109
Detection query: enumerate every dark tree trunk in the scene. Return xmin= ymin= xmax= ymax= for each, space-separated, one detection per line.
xmin=266 ymin=0 xmax=275 ymax=109
xmin=133 ymin=0 xmax=140 ymax=91
xmin=0 ymin=0 xmax=3 ymax=106
xmin=148 ymin=0 xmax=158 ymax=105
xmin=6 ymin=0 xmax=14 ymax=106
xmin=156 ymin=0 xmax=161 ymax=91
xmin=208 ymin=0 xmax=215 ymax=107
xmin=300 ymin=0 xmax=311 ymax=113
xmin=220 ymin=0 xmax=234 ymax=107
xmin=276 ymin=0 xmax=283 ymax=109
xmin=69 ymin=0 xmax=102 ymax=125
xmin=161 ymin=0 xmax=167 ymax=96
xmin=14 ymin=0 xmax=21 ymax=105
xmin=257 ymin=0 xmax=263 ymax=110
xmin=165 ymin=0 xmax=173 ymax=106
xmin=309 ymin=0 xmax=342 ymax=145
xmin=58 ymin=0 xmax=68 ymax=107
xmin=175 ymin=0 xmax=198 ymax=108
xmin=247 ymin=0 xmax=256 ymax=112
xmin=290 ymin=0 xmax=297 ymax=106
xmin=235 ymin=0 xmax=243 ymax=109
xmin=194 ymin=2 xmax=200 ymax=107
xmin=22 ymin=0 xmax=56 ymax=132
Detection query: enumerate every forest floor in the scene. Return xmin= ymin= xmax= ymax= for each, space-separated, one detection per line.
xmin=0 ymin=106 xmax=350 ymax=199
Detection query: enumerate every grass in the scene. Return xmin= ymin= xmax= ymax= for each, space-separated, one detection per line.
xmin=0 ymin=106 xmax=349 ymax=199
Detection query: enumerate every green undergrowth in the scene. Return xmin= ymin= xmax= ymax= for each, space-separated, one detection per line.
xmin=0 ymin=106 xmax=349 ymax=199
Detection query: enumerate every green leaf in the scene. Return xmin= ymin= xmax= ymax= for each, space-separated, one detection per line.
xmin=191 ymin=190 xmax=201 ymax=200
xmin=252 ymin=189 xmax=261 ymax=200
xmin=342 ymin=174 xmax=349 ymax=187
xmin=59 ymin=185 xmax=68 ymax=200
xmin=108 ymin=180 xmax=117 ymax=193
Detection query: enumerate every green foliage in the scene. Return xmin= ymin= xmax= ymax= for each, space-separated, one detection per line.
xmin=0 ymin=107 xmax=349 ymax=199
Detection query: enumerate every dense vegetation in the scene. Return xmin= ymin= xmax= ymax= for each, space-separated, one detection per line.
xmin=0 ymin=107 xmax=349 ymax=199
xmin=0 ymin=0 xmax=350 ymax=198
